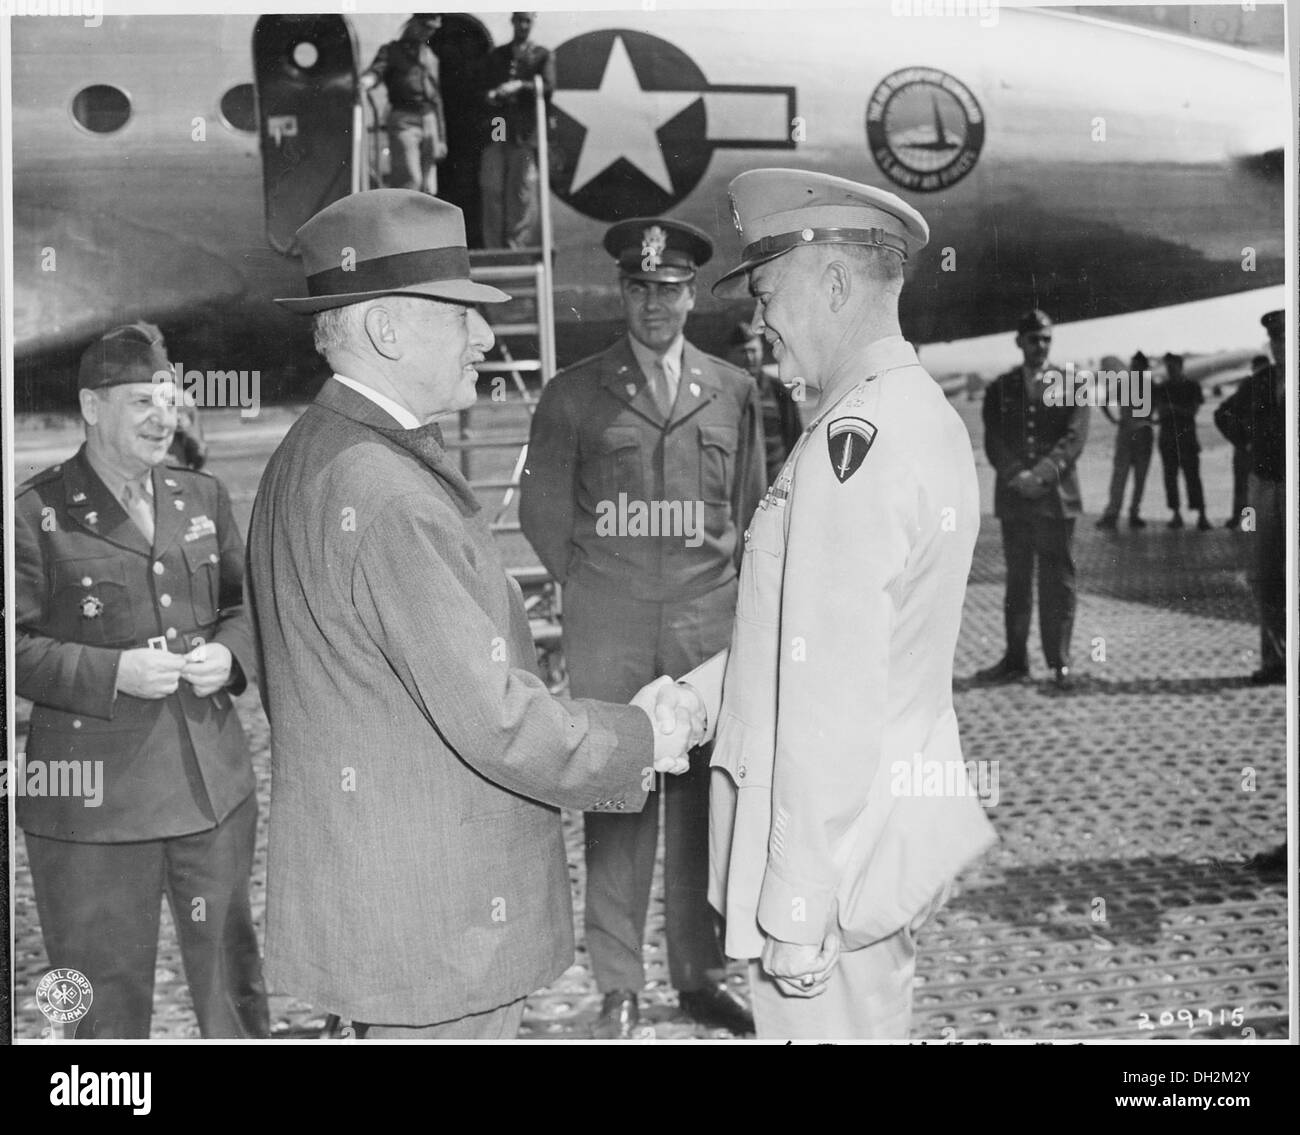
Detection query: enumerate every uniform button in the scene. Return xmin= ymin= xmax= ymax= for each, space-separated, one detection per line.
xmin=174 ymin=500 xmax=185 ymax=511
xmin=72 ymin=719 xmax=82 ymax=729
xmin=738 ymin=766 xmax=747 ymax=779
xmin=165 ymin=627 xmax=178 ymax=640
xmin=80 ymin=576 xmax=92 ymax=587
xmin=159 ymin=594 xmax=172 ymax=608
xmin=209 ymin=553 xmax=218 ymax=564
xmin=153 ymin=562 xmax=164 ymax=576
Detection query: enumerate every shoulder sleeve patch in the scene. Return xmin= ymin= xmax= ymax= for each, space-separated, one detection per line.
xmin=827 ymin=416 xmax=877 ymax=483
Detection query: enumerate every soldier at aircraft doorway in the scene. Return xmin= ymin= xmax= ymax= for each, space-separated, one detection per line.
xmin=361 ymin=15 xmax=448 ymax=196
xmin=479 ymin=12 xmax=555 ymax=249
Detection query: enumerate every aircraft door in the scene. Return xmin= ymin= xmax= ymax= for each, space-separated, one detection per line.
xmin=253 ymin=15 xmax=360 ymax=254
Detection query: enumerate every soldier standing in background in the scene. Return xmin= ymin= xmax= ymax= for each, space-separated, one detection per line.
xmin=974 ymin=309 xmax=1089 ymax=691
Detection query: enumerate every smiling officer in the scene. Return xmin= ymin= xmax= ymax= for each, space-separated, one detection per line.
xmin=14 ymin=323 xmax=267 ymax=1038
xmin=521 ymin=216 xmax=765 ymax=1037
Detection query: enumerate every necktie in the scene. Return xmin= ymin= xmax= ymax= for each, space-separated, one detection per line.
xmin=653 ymin=356 xmax=679 ymax=417
xmin=121 ymin=477 xmax=155 ymax=544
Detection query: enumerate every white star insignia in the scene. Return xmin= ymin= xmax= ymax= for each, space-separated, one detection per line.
xmin=555 ymin=35 xmax=698 ymax=195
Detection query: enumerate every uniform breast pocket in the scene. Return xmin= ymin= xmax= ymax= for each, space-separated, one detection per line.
xmin=182 ymin=537 xmax=222 ymax=627
xmin=698 ymin=424 xmax=738 ymax=505
xmin=594 ymin=427 xmax=644 ymax=503
xmin=51 ymin=557 xmax=134 ymax=644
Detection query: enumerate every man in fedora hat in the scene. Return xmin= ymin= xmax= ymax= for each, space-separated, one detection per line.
xmin=15 ymin=322 xmax=267 ymax=1037
xmin=248 ymin=188 xmax=694 ymax=1038
xmin=654 ymin=169 xmax=995 ymax=1038
xmin=520 ymin=217 xmax=764 ymax=1037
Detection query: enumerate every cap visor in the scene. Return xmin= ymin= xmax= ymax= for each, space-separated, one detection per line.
xmin=275 ymin=278 xmax=511 ymax=314
xmin=710 ymin=249 xmax=788 ymax=298
xmin=620 ymin=268 xmax=697 ymax=284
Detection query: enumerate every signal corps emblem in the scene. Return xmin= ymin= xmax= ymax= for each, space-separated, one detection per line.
xmin=827 ymin=416 xmax=878 ymax=483
xmin=36 ymin=967 xmax=94 ymax=1027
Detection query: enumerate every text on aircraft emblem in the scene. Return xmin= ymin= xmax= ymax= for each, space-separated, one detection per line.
xmin=866 ymin=66 xmax=984 ymax=192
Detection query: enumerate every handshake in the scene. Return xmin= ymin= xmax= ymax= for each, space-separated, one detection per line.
xmin=629 ymin=676 xmax=707 ymax=775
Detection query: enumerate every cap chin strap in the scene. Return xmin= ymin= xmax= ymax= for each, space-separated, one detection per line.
xmin=742 ymin=226 xmax=909 ymax=263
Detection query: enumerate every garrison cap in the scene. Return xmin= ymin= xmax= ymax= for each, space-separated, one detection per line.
xmin=1261 ymin=309 xmax=1285 ymax=335
xmin=78 ymin=322 xmax=171 ymax=390
xmin=714 ymin=168 xmax=929 ymax=294
xmin=1016 ymin=309 xmax=1053 ymax=335
xmin=605 ymin=217 xmax=713 ymax=283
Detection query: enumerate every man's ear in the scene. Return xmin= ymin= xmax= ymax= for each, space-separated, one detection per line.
xmin=363 ymin=304 xmax=401 ymax=361
xmin=683 ymin=282 xmax=697 ymax=315
xmin=823 ymin=259 xmax=852 ymax=314
xmin=79 ymin=388 xmax=99 ymax=427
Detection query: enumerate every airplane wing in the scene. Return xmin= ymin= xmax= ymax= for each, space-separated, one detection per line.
xmin=13 ymin=198 xmax=247 ymax=360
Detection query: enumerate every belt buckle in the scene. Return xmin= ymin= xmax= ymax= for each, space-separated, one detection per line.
xmin=146 ymin=635 xmax=168 ymax=651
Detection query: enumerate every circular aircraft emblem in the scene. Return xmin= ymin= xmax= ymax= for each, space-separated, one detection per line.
xmin=866 ymin=66 xmax=984 ymax=192
xmin=36 ymin=967 xmax=94 ymax=1026
xmin=551 ymin=29 xmax=797 ymax=223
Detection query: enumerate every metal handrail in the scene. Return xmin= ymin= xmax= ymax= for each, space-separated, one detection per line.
xmin=533 ymin=73 xmax=557 ymax=383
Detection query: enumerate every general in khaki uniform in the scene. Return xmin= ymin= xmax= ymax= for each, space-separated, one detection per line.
xmin=14 ymin=324 xmax=267 ymax=1038
xmin=679 ymin=170 xmax=996 ymax=1039
xmin=520 ymin=218 xmax=765 ymax=1036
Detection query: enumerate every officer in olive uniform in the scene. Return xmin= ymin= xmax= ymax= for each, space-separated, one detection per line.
xmin=14 ymin=324 xmax=267 ymax=1038
xmin=975 ymin=309 xmax=1090 ymax=691
xmin=520 ymin=218 xmax=764 ymax=1038
xmin=1215 ymin=310 xmax=1287 ymax=686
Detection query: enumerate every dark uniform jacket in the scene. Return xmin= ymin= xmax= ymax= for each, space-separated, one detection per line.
xmin=1215 ymin=365 xmax=1285 ymax=482
xmin=14 ymin=447 xmax=257 ymax=842
xmin=1155 ymin=377 xmax=1204 ymax=449
xmin=480 ymin=40 xmax=554 ymax=147
xmin=982 ymin=366 xmax=1090 ymax=520
xmin=246 ymin=379 xmax=654 ymax=1026
xmin=520 ymin=337 xmax=765 ymax=602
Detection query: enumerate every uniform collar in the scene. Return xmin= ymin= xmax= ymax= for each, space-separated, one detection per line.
xmin=601 ymin=337 xmax=720 ymax=429
xmin=818 ymin=335 xmax=918 ymax=408
xmin=84 ymin=445 xmax=154 ymax=503
xmin=626 ymin=332 xmax=685 ymax=383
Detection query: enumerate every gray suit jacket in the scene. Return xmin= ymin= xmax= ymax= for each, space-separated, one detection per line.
xmin=247 ymin=379 xmax=653 ymax=1025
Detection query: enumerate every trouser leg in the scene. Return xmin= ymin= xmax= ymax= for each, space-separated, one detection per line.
xmin=1182 ymin=445 xmax=1205 ymax=512
xmin=1249 ymin=475 xmax=1286 ymax=671
xmin=566 ymin=588 xmax=660 ymax=993
xmin=25 ymin=831 xmax=164 ymax=1038
xmin=1231 ymin=446 xmax=1251 ymax=520
xmin=1035 ymin=517 xmax=1077 ymax=669
xmin=1000 ymin=518 xmax=1034 ymax=667
xmin=1103 ymin=431 xmax=1132 ymax=519
xmin=748 ymin=926 xmax=916 ymax=1040
xmin=1130 ymin=427 xmax=1153 ymax=514
xmin=1160 ymin=434 xmax=1181 ymax=510
xmin=479 ymin=144 xmax=507 ymax=248
xmin=163 ymin=793 xmax=269 ymax=1038
xmin=505 ymin=145 xmax=540 ymax=249
xmin=387 ymin=112 xmax=422 ymax=191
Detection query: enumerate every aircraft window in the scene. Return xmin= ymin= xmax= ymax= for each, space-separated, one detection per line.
xmin=220 ymin=84 xmax=257 ymax=133
xmin=70 ymin=84 xmax=131 ymax=134
xmin=292 ymin=42 xmax=319 ymax=70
